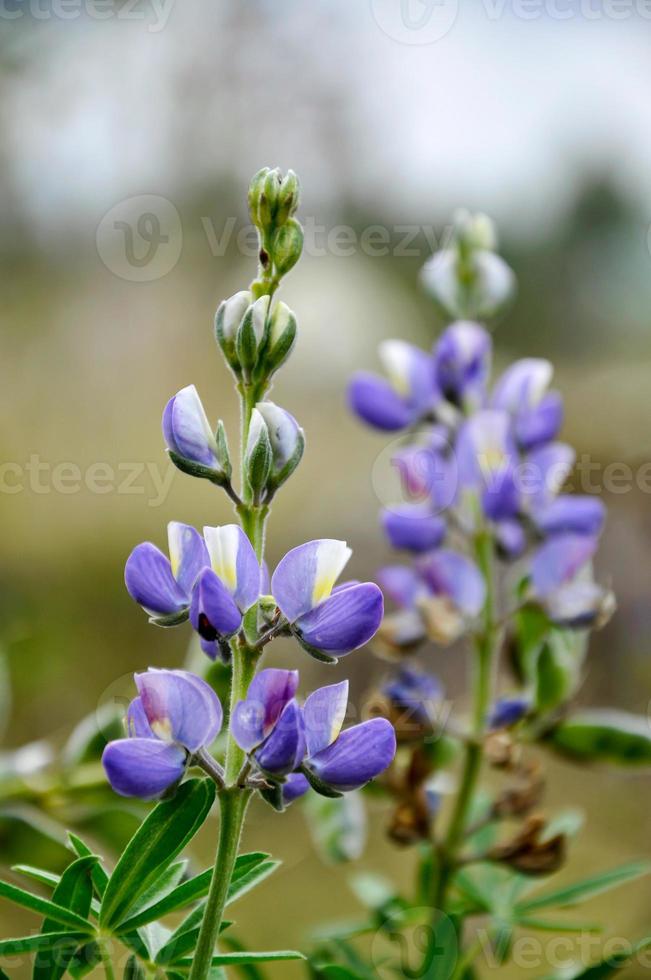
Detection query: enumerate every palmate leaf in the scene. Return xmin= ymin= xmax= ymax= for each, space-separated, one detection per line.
xmin=515 ymin=860 xmax=651 ymax=915
xmin=99 ymin=777 xmax=216 ymax=931
xmin=12 ymin=865 xmax=101 ymax=918
xmin=33 ymin=854 xmax=97 ymax=980
xmin=0 ymin=880 xmax=94 ymax=933
xmin=116 ymin=851 xmax=275 ymax=933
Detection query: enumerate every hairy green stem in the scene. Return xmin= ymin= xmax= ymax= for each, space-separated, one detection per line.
xmin=98 ymin=939 xmax=115 ymax=980
xmin=432 ymin=530 xmax=497 ymax=914
xmin=188 ymin=789 xmax=251 ymax=980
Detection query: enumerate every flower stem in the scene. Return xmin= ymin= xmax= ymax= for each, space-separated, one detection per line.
xmin=432 ymin=530 xmax=497 ymax=912
xmin=98 ymin=939 xmax=115 ymax=980
xmin=188 ymin=788 xmax=250 ymax=980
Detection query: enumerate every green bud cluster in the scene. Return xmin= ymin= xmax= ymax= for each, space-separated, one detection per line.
xmin=248 ymin=167 xmax=304 ymax=297
xmin=420 ymin=208 xmax=516 ymax=322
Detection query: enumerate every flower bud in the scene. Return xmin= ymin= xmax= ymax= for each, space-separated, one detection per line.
xmin=255 ymin=401 xmax=305 ymax=491
xmin=271 ymin=218 xmax=304 ymax=277
xmin=248 ymin=167 xmax=280 ymax=230
xmin=244 ymin=408 xmax=273 ymax=499
xmin=236 ymin=296 xmax=270 ymax=379
xmin=453 ymin=208 xmax=497 ymax=253
xmin=215 ymin=290 xmax=251 ymax=374
xmin=276 ymin=170 xmax=300 ymax=224
xmin=263 ymin=301 xmax=297 ymax=376
xmin=162 ymin=385 xmax=228 ymax=484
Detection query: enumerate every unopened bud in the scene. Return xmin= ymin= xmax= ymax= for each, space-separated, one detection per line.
xmin=236 ymin=296 xmax=270 ymax=378
xmin=264 ymin=301 xmax=298 ymax=377
xmin=276 ymin=170 xmax=300 ymax=224
xmin=255 ymin=401 xmax=304 ymax=492
xmin=271 ymin=218 xmax=304 ymax=277
xmin=215 ymin=290 xmax=251 ymax=374
xmin=244 ymin=408 xmax=273 ymax=499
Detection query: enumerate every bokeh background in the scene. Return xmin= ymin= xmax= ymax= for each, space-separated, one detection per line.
xmin=2 ymin=2 xmax=651 ymax=976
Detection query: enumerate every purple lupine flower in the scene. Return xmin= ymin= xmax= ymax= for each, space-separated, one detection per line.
xmin=416 ymin=549 xmax=486 ymax=644
xmin=381 ymin=504 xmax=446 ymax=553
xmin=456 ymin=410 xmax=520 ymax=521
xmin=432 ymin=321 xmax=491 ymax=409
xmin=163 ymin=384 xmax=224 ymax=474
xmin=190 ymin=525 xmax=261 ymax=659
xmin=530 ymin=533 xmax=614 ymax=628
xmin=231 ymin=669 xmax=305 ymax=778
xmin=488 ymin=696 xmax=530 ymax=730
xmin=382 ymin=666 xmax=442 ymax=726
xmin=348 ymin=340 xmax=437 ymax=431
xmin=271 ymin=540 xmax=383 ymax=660
xmin=125 ymin=522 xmax=209 ymax=625
xmin=391 ymin=435 xmax=458 ymax=513
xmin=301 ymin=681 xmax=396 ymax=793
xmin=102 ymin=669 xmax=223 ymax=799
xmin=533 ymin=495 xmax=606 ymax=539
xmin=492 ymin=358 xmax=562 ymax=451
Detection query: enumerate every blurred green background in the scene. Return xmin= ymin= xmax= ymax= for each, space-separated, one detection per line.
xmin=2 ymin=2 xmax=651 ymax=976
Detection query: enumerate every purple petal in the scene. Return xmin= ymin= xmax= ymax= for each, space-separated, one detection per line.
xmin=534 ymin=495 xmax=606 ymax=538
xmin=203 ymin=525 xmax=261 ymax=613
xmin=102 ymin=738 xmax=186 ymax=799
xmin=381 ymin=506 xmax=446 ymax=553
xmin=382 ymin=667 xmax=441 ymax=726
xmin=433 ymin=321 xmax=491 ymax=407
xmin=162 ymin=384 xmax=219 ymax=467
xmin=456 ymin=410 xmax=516 ymax=488
xmin=126 ymin=697 xmax=154 ymax=738
xmin=391 ymin=435 xmax=456 ymax=508
xmin=348 ymin=372 xmax=413 ymax=431
xmin=494 ymin=519 xmax=527 ymax=559
xmin=271 ymin=540 xmax=352 ymax=623
xmin=515 ymin=391 xmax=563 ymax=450
xmin=231 ymin=668 xmax=299 ymax=752
xmin=190 ymin=568 xmax=242 ymax=642
xmin=135 ymin=668 xmax=223 ymax=751
xmin=377 ymin=565 xmax=426 ymax=609
xmin=492 ymin=358 xmax=552 ymax=414
xmin=523 ymin=442 xmax=576 ymax=509
xmin=308 ymin=718 xmax=396 ymax=792
xmin=167 ymin=522 xmax=209 ymax=595
xmin=417 ymin=549 xmax=486 ymax=618
xmin=125 ymin=542 xmax=188 ymax=616
xmin=282 ymin=772 xmax=310 ymax=804
xmin=296 ymin=582 xmax=384 ymax=655
xmin=303 ymin=681 xmax=349 ymax=757
xmin=255 ymin=700 xmax=306 ymax=777
xmin=379 ymin=340 xmax=437 ymax=415
xmin=544 ymin=581 xmax=614 ymax=628
xmin=530 ymin=534 xmax=598 ymax=597
xmin=488 ymin=696 xmax=530 ymax=730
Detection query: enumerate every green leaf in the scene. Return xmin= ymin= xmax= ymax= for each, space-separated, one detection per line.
xmin=176 ymin=950 xmax=305 ymax=967
xmin=123 ymin=955 xmax=147 ymax=980
xmin=99 ymin=777 xmax=215 ymax=930
xmin=0 ymin=934 xmax=89 ymax=956
xmin=539 ymin=935 xmax=651 ymax=978
xmin=225 ymin=858 xmax=279 ymax=905
xmin=127 ymin=860 xmax=188 ymax=917
xmin=33 ymin=855 xmax=97 ymax=980
xmin=517 ymin=860 xmax=651 ymax=914
xmin=0 ymin=880 xmax=94 ymax=933
xmin=67 ymin=833 xmax=110 ymax=898
xmin=547 ymin=710 xmax=651 ymax=765
xmin=518 ymin=917 xmax=602 ymax=933
xmin=12 ymin=865 xmax=101 ymax=918
xmin=61 ymin=704 xmax=124 ymax=769
xmin=116 ymin=851 xmax=272 ymax=933
xmin=67 ymin=941 xmax=102 ymax=980
xmin=154 ymin=918 xmax=231 ymax=965
xmin=534 ymin=631 xmax=584 ymax=715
